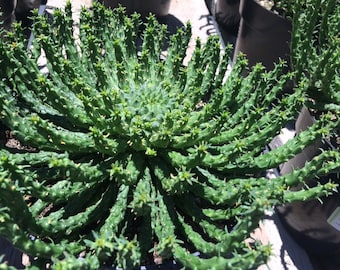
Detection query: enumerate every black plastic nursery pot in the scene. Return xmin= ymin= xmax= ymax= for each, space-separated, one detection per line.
xmin=215 ymin=0 xmax=241 ymax=36
xmin=233 ymin=0 xmax=291 ymax=71
xmin=0 ymin=0 xmax=41 ymax=36
xmin=0 ymin=0 xmax=16 ymax=30
xmin=277 ymin=107 xmax=340 ymax=268
xmin=98 ymin=0 xmax=171 ymax=17
xmin=14 ymin=0 xmax=41 ymax=27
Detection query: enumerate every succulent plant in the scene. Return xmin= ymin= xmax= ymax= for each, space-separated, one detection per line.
xmin=271 ymin=0 xmax=340 ymax=112
xmin=292 ymin=0 xmax=339 ymax=113
xmin=0 ymin=2 xmax=339 ymax=269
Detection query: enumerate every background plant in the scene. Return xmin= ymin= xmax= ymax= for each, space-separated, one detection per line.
xmin=0 ymin=2 xmax=339 ymax=269
xmin=272 ymin=0 xmax=340 ymax=113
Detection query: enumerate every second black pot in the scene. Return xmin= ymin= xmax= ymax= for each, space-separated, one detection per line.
xmin=233 ymin=0 xmax=291 ymax=71
xmin=215 ymin=0 xmax=241 ymax=36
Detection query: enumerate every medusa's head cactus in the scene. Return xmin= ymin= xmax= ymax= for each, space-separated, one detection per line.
xmin=0 ymin=2 xmax=339 ymax=269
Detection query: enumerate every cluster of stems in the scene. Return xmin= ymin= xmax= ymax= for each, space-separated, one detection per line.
xmin=0 ymin=1 xmax=338 ymax=269
xmin=272 ymin=0 xmax=340 ymax=112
